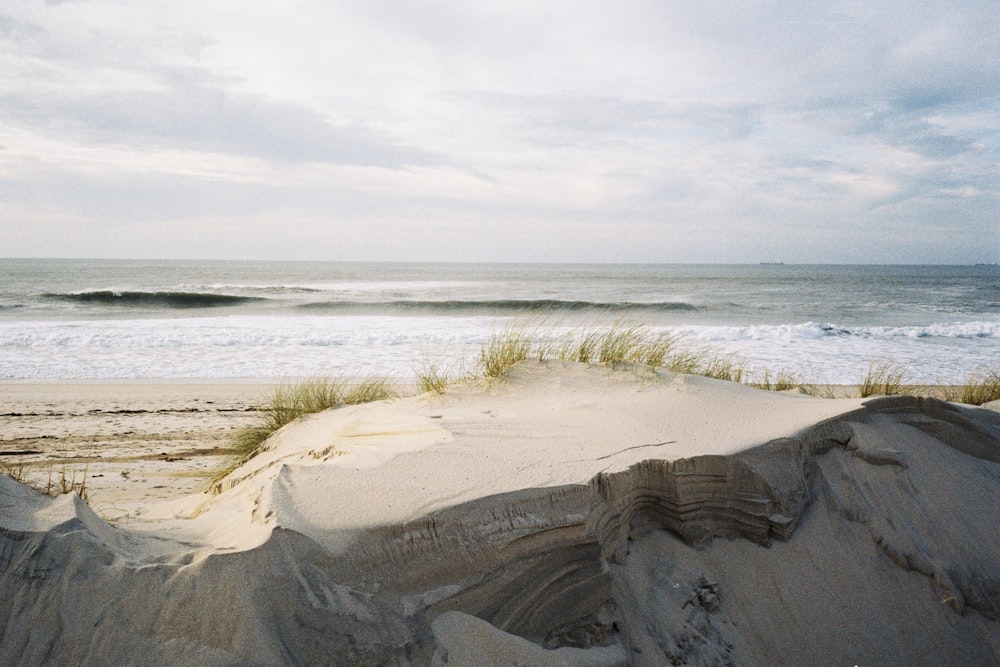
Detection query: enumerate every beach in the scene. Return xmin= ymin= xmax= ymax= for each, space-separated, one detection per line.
xmin=5 ymin=0 xmax=997 ymax=660
xmin=0 ymin=381 xmax=270 ymax=518
xmin=1 ymin=362 xmax=999 ymax=665
xmin=0 ymin=376 xmax=981 ymax=516
xmin=2 ymin=260 xmax=999 ymax=664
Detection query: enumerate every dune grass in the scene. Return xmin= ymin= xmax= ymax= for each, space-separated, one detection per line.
xmin=217 ymin=325 xmax=994 ymax=481
xmin=477 ymin=322 xmax=765 ymax=386
xmin=750 ymin=369 xmax=800 ymax=392
xmin=479 ymin=327 xmax=535 ymax=378
xmin=0 ymin=460 xmax=29 ymax=487
xmin=948 ymin=367 xmax=1000 ymax=406
xmin=1 ymin=458 xmax=89 ymax=500
xmin=228 ymin=377 xmax=396 ymax=465
xmin=860 ymin=361 xmax=910 ymax=398
xmin=479 ymin=323 xmax=674 ymax=377
xmin=414 ymin=361 xmax=451 ymax=395
xmin=551 ymin=324 xmax=676 ymax=366
xmin=703 ymin=354 xmax=747 ymax=383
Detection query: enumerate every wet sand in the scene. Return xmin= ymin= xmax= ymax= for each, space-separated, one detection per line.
xmin=0 ymin=382 xmax=272 ymax=518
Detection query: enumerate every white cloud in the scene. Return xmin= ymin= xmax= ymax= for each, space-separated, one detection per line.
xmin=0 ymin=0 xmax=997 ymax=262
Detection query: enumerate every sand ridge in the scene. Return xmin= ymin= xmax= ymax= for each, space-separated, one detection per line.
xmin=1 ymin=362 xmax=999 ymax=665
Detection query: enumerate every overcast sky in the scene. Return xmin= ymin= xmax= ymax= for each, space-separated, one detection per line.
xmin=1 ymin=1 xmax=997 ymax=263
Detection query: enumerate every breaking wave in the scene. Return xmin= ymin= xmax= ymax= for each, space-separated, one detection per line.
xmin=297 ymin=299 xmax=700 ymax=314
xmin=44 ymin=291 xmax=266 ymax=309
xmin=675 ymin=321 xmax=1000 ymax=342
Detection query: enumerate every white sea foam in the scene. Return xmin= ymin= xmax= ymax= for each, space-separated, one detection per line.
xmin=3 ymin=261 xmax=997 ymax=383
xmin=1 ymin=315 xmax=996 ymax=383
xmin=673 ymin=320 xmax=1000 ymax=342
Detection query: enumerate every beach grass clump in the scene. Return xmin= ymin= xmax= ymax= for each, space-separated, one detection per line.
xmin=1 ymin=458 xmax=89 ymax=500
xmin=343 ymin=376 xmax=396 ymax=405
xmin=479 ymin=327 xmax=535 ymax=378
xmin=47 ymin=461 xmax=89 ymax=500
xmin=632 ymin=332 xmax=681 ymax=369
xmin=556 ymin=326 xmax=632 ymax=364
xmin=951 ymin=367 xmax=1000 ymax=405
xmin=0 ymin=460 xmax=30 ymax=489
xmin=597 ymin=325 xmax=641 ymax=364
xmin=479 ymin=322 xmax=759 ymax=386
xmin=598 ymin=324 xmax=656 ymax=365
xmin=231 ymin=377 xmax=396 ymax=461
xmin=703 ymin=354 xmax=747 ymax=384
xmin=659 ymin=349 xmax=706 ymax=375
xmin=552 ymin=324 xmax=680 ymax=369
xmin=563 ymin=330 xmax=601 ymax=364
xmin=750 ymin=369 xmax=800 ymax=392
xmin=414 ymin=361 xmax=451 ymax=394
xmin=860 ymin=361 xmax=909 ymax=397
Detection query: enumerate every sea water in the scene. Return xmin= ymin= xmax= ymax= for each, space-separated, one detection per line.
xmin=0 ymin=259 xmax=997 ymax=383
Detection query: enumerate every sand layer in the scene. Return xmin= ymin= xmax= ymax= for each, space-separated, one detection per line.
xmin=1 ymin=363 xmax=999 ymax=666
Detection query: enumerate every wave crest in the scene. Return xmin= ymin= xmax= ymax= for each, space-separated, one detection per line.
xmin=45 ymin=291 xmax=265 ymax=308
xmin=297 ymin=299 xmax=700 ymax=313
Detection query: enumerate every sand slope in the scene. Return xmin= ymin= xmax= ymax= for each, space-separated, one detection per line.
xmin=1 ymin=362 xmax=998 ymax=666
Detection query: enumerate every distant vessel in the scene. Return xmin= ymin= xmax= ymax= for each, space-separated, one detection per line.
xmin=759 ymin=262 xmax=785 ymax=266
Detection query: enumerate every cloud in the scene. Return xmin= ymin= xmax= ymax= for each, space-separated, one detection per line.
xmin=2 ymin=79 xmax=435 ymax=168
xmin=0 ymin=0 xmax=997 ymax=262
xmin=0 ymin=11 xmax=435 ymax=168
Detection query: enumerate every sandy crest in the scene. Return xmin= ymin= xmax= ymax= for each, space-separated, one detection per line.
xmin=196 ymin=362 xmax=869 ymax=553
xmin=1 ymin=362 xmax=998 ymax=666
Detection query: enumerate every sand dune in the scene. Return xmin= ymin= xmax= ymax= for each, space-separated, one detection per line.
xmin=1 ymin=362 xmax=998 ymax=665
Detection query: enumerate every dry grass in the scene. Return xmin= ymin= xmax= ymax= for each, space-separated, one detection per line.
xmin=47 ymin=461 xmax=89 ymax=500
xmin=481 ymin=323 xmax=688 ymax=376
xmin=703 ymin=354 xmax=747 ymax=383
xmin=414 ymin=361 xmax=451 ymax=394
xmin=555 ymin=324 xmax=655 ymax=365
xmin=1 ymin=458 xmax=89 ymax=500
xmin=947 ymin=367 xmax=1000 ymax=405
xmin=860 ymin=361 xmax=910 ymax=397
xmin=750 ymin=369 xmax=800 ymax=392
xmin=477 ymin=322 xmax=768 ymax=388
xmin=479 ymin=327 xmax=534 ymax=378
xmin=229 ymin=376 xmax=397 ymax=465
xmin=0 ymin=460 xmax=29 ymax=487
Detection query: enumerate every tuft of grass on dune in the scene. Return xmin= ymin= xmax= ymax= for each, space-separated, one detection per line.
xmin=702 ymin=354 xmax=747 ymax=384
xmin=482 ymin=322 xmax=687 ymax=376
xmin=750 ymin=369 xmax=800 ymax=392
xmin=343 ymin=377 xmax=396 ymax=405
xmin=595 ymin=325 xmax=678 ymax=367
xmin=860 ymin=361 xmax=910 ymax=398
xmin=0 ymin=460 xmax=28 ymax=486
xmin=477 ymin=322 xmax=765 ymax=387
xmin=556 ymin=324 xmax=667 ymax=366
xmin=224 ymin=377 xmax=396 ymax=475
xmin=223 ymin=325 xmax=996 ymax=483
xmin=1 ymin=457 xmax=89 ymax=500
xmin=947 ymin=367 xmax=1000 ymax=406
xmin=479 ymin=326 xmax=535 ymax=378
xmin=414 ymin=361 xmax=450 ymax=395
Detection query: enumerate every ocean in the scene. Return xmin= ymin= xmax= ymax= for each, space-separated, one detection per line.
xmin=1 ymin=259 xmax=997 ymax=384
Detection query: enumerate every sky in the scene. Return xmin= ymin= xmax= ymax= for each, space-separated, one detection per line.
xmin=1 ymin=0 xmax=997 ymax=263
